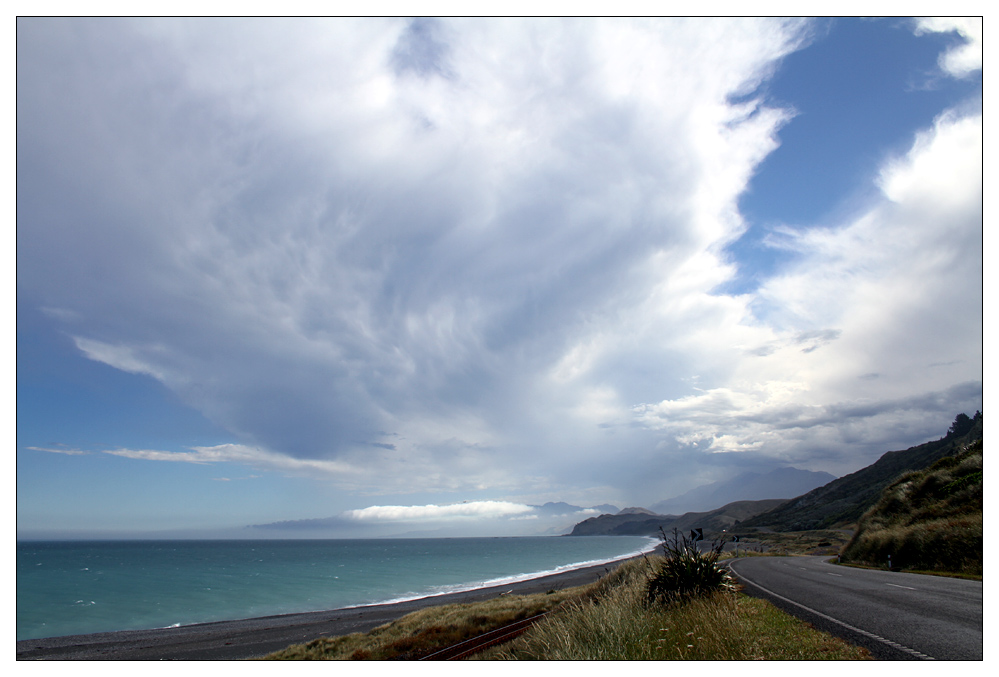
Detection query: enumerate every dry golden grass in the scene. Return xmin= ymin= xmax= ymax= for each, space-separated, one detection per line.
xmin=842 ymin=440 xmax=982 ymax=575
xmin=726 ymin=529 xmax=853 ymax=557
xmin=265 ymin=557 xmax=870 ymax=661
xmin=262 ymin=585 xmax=586 ymax=660
xmin=483 ymin=558 xmax=869 ymax=661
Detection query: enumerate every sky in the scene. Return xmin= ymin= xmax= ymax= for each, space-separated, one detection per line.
xmin=16 ymin=17 xmax=983 ymax=539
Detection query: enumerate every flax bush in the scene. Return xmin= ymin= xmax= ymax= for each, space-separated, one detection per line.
xmin=488 ymin=558 xmax=870 ymax=660
xmin=645 ymin=528 xmax=736 ymax=605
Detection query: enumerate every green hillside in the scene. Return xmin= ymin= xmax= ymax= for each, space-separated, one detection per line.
xmin=840 ymin=437 xmax=982 ymax=575
xmin=568 ymin=499 xmax=786 ymax=537
xmin=739 ymin=413 xmax=982 ymax=532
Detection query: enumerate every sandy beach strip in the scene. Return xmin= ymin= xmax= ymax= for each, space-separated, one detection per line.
xmin=17 ymin=556 xmax=644 ymax=661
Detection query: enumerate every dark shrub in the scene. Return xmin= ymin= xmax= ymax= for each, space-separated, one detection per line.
xmin=645 ymin=528 xmax=735 ymax=605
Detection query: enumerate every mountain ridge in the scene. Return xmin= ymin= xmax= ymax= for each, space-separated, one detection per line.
xmin=739 ymin=412 xmax=982 ymax=531
xmin=650 ymin=467 xmax=835 ymax=515
xmin=568 ymin=498 xmax=786 ymax=537
xmin=567 ymin=412 xmax=982 ymax=538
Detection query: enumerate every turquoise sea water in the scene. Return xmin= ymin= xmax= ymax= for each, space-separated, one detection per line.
xmin=17 ymin=536 xmax=656 ymax=641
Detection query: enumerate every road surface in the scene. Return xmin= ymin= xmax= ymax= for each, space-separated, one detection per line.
xmin=727 ymin=556 xmax=982 ymax=660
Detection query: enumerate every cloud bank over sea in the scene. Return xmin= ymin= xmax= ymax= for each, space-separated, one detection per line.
xmin=17 ymin=18 xmax=982 ymax=534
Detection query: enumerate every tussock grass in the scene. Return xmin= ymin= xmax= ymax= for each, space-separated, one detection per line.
xmin=483 ymin=558 xmax=869 ymax=660
xmin=841 ymin=439 xmax=982 ymax=575
xmin=262 ymin=585 xmax=585 ymax=660
xmin=264 ymin=557 xmax=870 ymax=661
xmin=726 ymin=529 xmax=852 ymax=557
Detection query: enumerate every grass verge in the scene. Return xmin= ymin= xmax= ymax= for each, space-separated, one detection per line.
xmin=835 ymin=559 xmax=983 ymax=581
xmin=261 ymin=585 xmax=583 ymax=660
xmin=263 ymin=557 xmax=870 ymax=660
xmin=482 ymin=557 xmax=869 ymax=660
xmin=725 ymin=529 xmax=854 ymax=557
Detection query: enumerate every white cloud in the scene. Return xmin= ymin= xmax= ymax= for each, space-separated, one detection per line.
xmin=18 ymin=19 xmax=805 ymax=475
xmin=915 ymin=17 xmax=982 ymax=78
xmin=97 ymin=440 xmax=532 ymax=496
xmin=103 ymin=444 xmax=357 ymax=476
xmin=17 ymin=18 xmax=981 ymax=505
xmin=40 ymin=307 xmax=82 ymax=323
xmin=344 ymin=500 xmax=534 ymax=522
xmin=634 ymin=105 xmax=982 ymax=471
xmin=879 ymin=110 xmax=982 ymax=209
xmin=27 ymin=447 xmax=90 ymax=456
xmin=73 ymin=338 xmax=171 ymax=383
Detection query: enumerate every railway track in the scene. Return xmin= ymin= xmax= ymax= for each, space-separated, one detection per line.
xmin=418 ymin=612 xmax=548 ymax=660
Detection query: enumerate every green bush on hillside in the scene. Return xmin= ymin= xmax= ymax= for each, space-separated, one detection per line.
xmin=841 ymin=439 xmax=982 ymax=575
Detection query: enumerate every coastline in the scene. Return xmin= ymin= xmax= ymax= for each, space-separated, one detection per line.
xmin=17 ymin=553 xmax=648 ymax=661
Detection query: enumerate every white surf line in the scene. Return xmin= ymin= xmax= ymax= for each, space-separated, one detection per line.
xmin=887 ymin=583 xmax=916 ymax=590
xmin=728 ymin=561 xmax=934 ymax=660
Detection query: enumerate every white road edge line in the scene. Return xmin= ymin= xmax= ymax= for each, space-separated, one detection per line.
xmin=887 ymin=583 xmax=916 ymax=590
xmin=728 ymin=560 xmax=934 ymax=660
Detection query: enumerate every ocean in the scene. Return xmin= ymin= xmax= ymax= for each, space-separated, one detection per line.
xmin=16 ymin=536 xmax=656 ymax=641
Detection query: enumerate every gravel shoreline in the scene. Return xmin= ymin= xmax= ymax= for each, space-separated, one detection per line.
xmin=17 ymin=555 xmax=645 ymax=661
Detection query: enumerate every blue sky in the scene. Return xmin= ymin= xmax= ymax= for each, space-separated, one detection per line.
xmin=16 ymin=17 xmax=983 ymax=539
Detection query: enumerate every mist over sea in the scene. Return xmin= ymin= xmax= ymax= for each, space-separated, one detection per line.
xmin=17 ymin=536 xmax=656 ymax=641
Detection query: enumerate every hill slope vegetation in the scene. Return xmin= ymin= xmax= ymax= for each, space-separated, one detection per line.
xmin=840 ymin=436 xmax=982 ymax=575
xmin=568 ymin=499 xmax=786 ymax=537
xmin=739 ymin=413 xmax=982 ymax=532
xmin=650 ymin=467 xmax=835 ymax=515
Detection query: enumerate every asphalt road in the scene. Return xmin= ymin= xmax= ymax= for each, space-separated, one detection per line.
xmin=727 ymin=556 xmax=982 ymax=660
